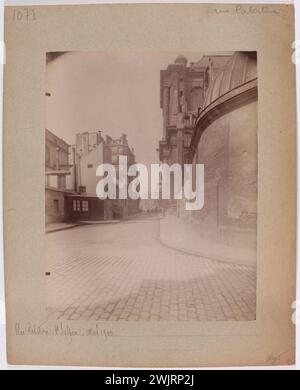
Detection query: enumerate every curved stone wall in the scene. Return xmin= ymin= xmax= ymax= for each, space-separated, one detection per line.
xmin=160 ymin=85 xmax=257 ymax=266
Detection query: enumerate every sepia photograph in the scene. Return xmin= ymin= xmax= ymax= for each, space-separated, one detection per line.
xmin=45 ymin=51 xmax=258 ymax=322
xmin=2 ymin=1 xmax=297 ymax=369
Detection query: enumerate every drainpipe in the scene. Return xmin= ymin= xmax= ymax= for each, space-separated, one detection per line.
xmin=73 ymin=147 xmax=77 ymax=193
xmin=56 ymin=147 xmax=60 ymax=170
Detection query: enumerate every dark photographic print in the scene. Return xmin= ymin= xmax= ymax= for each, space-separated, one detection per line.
xmin=45 ymin=51 xmax=257 ymax=322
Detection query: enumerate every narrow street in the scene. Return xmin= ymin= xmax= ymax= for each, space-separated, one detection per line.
xmin=46 ymin=215 xmax=256 ymax=321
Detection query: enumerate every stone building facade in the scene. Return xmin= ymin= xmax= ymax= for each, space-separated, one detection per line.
xmin=159 ymin=52 xmax=258 ymax=265
xmin=158 ymin=54 xmax=231 ymax=209
xmin=159 ymin=54 xmax=231 ymax=167
xmin=64 ymin=131 xmax=139 ymax=222
xmin=64 ymin=131 xmax=113 ymax=222
xmin=45 ymin=129 xmax=74 ymax=224
xmin=106 ymin=134 xmax=140 ymax=218
xmin=73 ymin=131 xmax=111 ymax=195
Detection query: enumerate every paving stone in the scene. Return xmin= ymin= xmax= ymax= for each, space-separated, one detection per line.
xmin=46 ymin=218 xmax=256 ymax=322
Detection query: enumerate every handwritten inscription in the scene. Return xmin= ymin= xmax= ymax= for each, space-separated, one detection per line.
xmin=235 ymin=5 xmax=280 ymax=16
xmin=213 ymin=5 xmax=281 ymax=17
xmin=15 ymin=322 xmax=114 ymax=344
xmin=266 ymin=350 xmax=293 ymax=365
xmin=213 ymin=8 xmax=230 ymax=15
xmin=13 ymin=8 xmax=37 ymax=22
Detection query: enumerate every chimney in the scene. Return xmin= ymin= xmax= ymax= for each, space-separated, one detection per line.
xmin=121 ymin=133 xmax=127 ymax=144
xmin=97 ymin=131 xmax=103 ymax=144
xmin=106 ymin=135 xmax=112 ymax=145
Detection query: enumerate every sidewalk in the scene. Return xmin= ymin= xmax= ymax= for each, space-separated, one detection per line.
xmin=159 ymin=215 xmax=256 ymax=266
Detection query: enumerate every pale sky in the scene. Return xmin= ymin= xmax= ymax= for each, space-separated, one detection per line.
xmin=46 ymin=51 xmax=203 ymax=167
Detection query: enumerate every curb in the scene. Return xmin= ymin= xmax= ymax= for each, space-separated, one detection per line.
xmin=46 ymin=220 xmax=121 ymax=233
xmin=78 ymin=220 xmax=121 ymax=225
xmin=158 ymin=219 xmax=256 ymax=268
xmin=45 ymin=224 xmax=81 ymax=234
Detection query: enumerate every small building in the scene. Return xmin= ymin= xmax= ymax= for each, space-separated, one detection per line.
xmin=64 ymin=195 xmax=113 ymax=222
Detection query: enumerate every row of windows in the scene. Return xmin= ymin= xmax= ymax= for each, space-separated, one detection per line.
xmin=72 ymin=200 xmax=89 ymax=212
xmin=45 ymin=145 xmax=69 ymax=167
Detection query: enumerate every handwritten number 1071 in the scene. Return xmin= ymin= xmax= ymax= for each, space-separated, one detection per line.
xmin=13 ymin=8 xmax=36 ymax=22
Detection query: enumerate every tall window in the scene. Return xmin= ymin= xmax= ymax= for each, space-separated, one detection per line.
xmin=72 ymin=199 xmax=89 ymax=212
xmin=57 ymin=175 xmax=66 ymax=189
xmin=73 ymin=199 xmax=81 ymax=211
xmin=82 ymin=200 xmax=89 ymax=212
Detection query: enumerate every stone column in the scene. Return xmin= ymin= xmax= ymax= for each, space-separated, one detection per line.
xmin=174 ymin=79 xmax=180 ymax=114
xmin=176 ymin=129 xmax=184 ymax=168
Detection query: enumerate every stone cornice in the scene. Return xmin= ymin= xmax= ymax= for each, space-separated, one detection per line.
xmin=190 ymin=78 xmax=258 ymax=159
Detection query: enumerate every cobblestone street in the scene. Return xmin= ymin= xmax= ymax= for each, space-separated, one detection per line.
xmin=46 ymin=216 xmax=256 ymax=321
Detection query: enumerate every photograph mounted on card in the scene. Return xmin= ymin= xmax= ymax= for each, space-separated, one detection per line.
xmin=3 ymin=3 xmax=296 ymax=367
